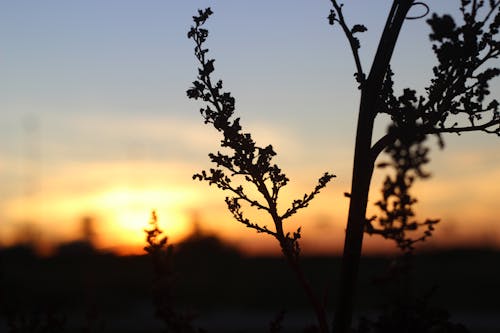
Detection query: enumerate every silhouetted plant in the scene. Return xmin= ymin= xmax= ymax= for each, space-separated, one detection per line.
xmin=144 ymin=211 xmax=203 ymax=333
xmin=327 ymin=1 xmax=499 ymax=331
xmin=187 ymin=8 xmax=334 ymax=333
xmin=186 ymin=2 xmax=499 ymax=333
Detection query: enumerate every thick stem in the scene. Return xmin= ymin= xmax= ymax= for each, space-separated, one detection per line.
xmin=332 ymin=93 xmax=375 ymax=333
xmin=332 ymin=2 xmax=415 ymax=332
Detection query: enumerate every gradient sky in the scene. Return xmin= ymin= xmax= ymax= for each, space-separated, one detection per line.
xmin=1 ymin=1 xmax=499 ymax=255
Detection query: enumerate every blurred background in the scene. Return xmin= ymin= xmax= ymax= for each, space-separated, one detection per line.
xmin=0 ymin=1 xmax=499 ymax=331
xmin=0 ymin=0 xmax=498 ymax=256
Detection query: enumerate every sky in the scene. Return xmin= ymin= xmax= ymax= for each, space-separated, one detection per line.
xmin=0 ymin=1 xmax=499 ymax=255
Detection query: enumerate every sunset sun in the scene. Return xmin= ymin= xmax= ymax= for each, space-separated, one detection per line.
xmin=95 ymin=188 xmax=195 ymax=251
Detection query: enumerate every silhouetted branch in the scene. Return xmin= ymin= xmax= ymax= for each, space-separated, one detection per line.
xmin=366 ymin=217 xmax=439 ymax=252
xmin=282 ymin=173 xmax=335 ymax=220
xmin=369 ymin=0 xmax=500 ymax=249
xmin=424 ymin=118 xmax=500 ymax=136
xmin=328 ymin=1 xmax=366 ymax=86
xmin=187 ymin=8 xmax=333 ymax=332
xmin=482 ymin=0 xmax=500 ymax=23
xmin=371 ymin=133 xmax=396 ymax=163
xmin=225 ymin=197 xmax=277 ymax=237
xmin=366 ymin=0 xmax=413 ymax=95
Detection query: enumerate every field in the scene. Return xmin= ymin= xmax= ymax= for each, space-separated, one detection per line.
xmin=1 ymin=237 xmax=499 ymax=332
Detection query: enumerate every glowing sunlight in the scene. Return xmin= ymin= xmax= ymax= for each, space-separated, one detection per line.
xmin=95 ymin=188 xmax=193 ymax=251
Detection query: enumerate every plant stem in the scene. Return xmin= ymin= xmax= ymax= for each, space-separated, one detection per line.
xmin=263 ymin=182 xmax=329 ymax=333
xmin=286 ymin=254 xmax=329 ymax=333
xmin=332 ymin=91 xmax=375 ymax=333
xmin=332 ymin=2 xmax=415 ymax=332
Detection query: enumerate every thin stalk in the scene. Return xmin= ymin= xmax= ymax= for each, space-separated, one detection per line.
xmin=261 ymin=183 xmax=329 ymax=333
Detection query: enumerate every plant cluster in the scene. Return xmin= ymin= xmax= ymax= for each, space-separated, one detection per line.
xmin=330 ymin=0 xmax=499 ymax=253
xmin=187 ymin=10 xmax=334 ymax=257
xmin=187 ymin=8 xmax=335 ymax=333
xmin=326 ymin=1 xmax=498 ymax=331
xmin=181 ymin=1 xmax=499 ymax=332
xmin=145 ymin=211 xmax=203 ymax=333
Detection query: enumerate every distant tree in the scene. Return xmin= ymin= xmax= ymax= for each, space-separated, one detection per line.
xmin=186 ymin=1 xmax=499 ymax=333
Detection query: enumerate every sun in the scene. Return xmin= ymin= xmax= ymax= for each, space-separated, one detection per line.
xmin=1 ymin=184 xmax=199 ymax=254
xmin=94 ymin=187 xmax=195 ymax=251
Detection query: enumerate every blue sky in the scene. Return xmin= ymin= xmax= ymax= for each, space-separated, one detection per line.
xmin=0 ymin=1 xmax=498 ymax=254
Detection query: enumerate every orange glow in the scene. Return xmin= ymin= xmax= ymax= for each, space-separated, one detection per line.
xmin=0 ymin=184 xmax=199 ymax=253
xmin=0 ymin=146 xmax=498 ymax=256
xmin=94 ymin=188 xmax=193 ymax=249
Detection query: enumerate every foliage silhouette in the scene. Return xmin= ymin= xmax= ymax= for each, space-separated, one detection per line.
xmin=187 ymin=7 xmax=335 ymax=333
xmin=328 ymin=1 xmax=499 ymax=331
xmin=186 ymin=1 xmax=499 ymax=333
xmin=144 ymin=211 xmax=204 ymax=333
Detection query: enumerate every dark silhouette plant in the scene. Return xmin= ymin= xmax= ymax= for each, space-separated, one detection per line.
xmin=328 ymin=1 xmax=499 ymax=331
xmin=187 ymin=8 xmax=335 ymax=332
xmin=144 ymin=211 xmax=204 ymax=333
xmin=186 ymin=1 xmax=499 ymax=333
